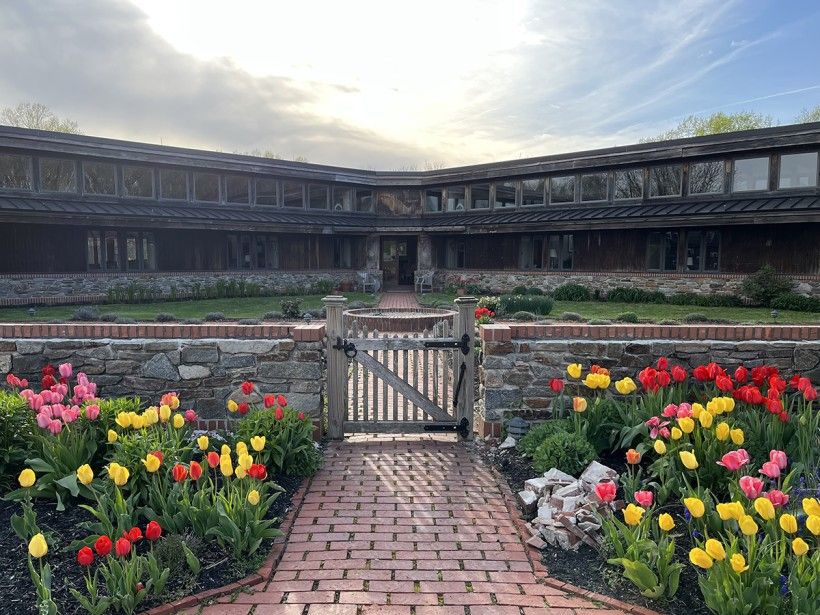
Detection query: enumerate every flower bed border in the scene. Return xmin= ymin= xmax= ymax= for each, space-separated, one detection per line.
xmin=143 ymin=473 xmax=313 ymax=615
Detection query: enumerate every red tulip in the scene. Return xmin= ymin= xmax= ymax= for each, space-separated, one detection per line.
xmin=248 ymin=463 xmax=268 ymax=480
xmin=77 ymin=546 xmax=94 ymax=567
xmin=189 ymin=460 xmax=203 ymax=480
xmin=149 ymin=450 xmax=164 ymax=465
xmin=594 ymin=481 xmax=617 ymax=503
xmin=145 ymin=520 xmax=162 ymax=541
xmin=185 ymin=409 xmax=197 ymax=423
xmin=207 ymin=451 xmax=220 ymax=468
xmin=805 ymin=386 xmax=818 ymax=401
xmin=115 ymin=537 xmax=132 ymax=557
xmin=656 ymin=357 xmax=668 ymax=371
xmin=634 ymin=490 xmax=653 ymax=508
xmin=275 ymin=407 xmax=284 ymax=421
xmin=127 ymin=527 xmax=142 ymax=543
xmin=172 ymin=463 xmax=188 ymax=482
xmin=298 ymin=411 xmax=306 ymax=421
xmin=94 ymin=535 xmax=112 ymax=557
xmin=716 ymin=375 xmax=734 ymax=392
xmin=657 ymin=371 xmax=671 ymax=387
xmin=277 ymin=394 xmax=287 ymax=407
xmin=692 ymin=365 xmax=709 ymax=381
xmin=734 ymin=365 xmax=748 ymax=383
xmin=241 ymin=381 xmax=254 ymax=395
xmin=549 ymin=378 xmax=564 ymax=393
xmin=238 ymin=402 xmax=250 ymax=415
xmin=264 ymin=394 xmax=276 ymax=408
xmin=796 ymin=376 xmax=812 ymax=392
xmin=671 ymin=366 xmax=686 ymax=383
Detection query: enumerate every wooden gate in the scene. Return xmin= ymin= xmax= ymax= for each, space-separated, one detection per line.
xmin=324 ymin=296 xmax=477 ymax=439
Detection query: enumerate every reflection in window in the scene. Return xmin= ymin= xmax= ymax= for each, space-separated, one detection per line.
xmin=425 ymin=189 xmax=443 ymax=212
xmin=446 ymin=187 xmax=465 ymax=211
xmin=283 ymin=182 xmax=303 ymax=208
xmin=521 ymin=178 xmax=545 ymax=206
xmin=309 ymin=184 xmax=329 ymax=209
xmin=614 ymin=169 xmax=643 ymax=200
xmin=104 ymin=231 xmax=119 ymax=270
xmin=122 ymin=166 xmax=154 ymax=198
xmin=141 ymin=233 xmax=156 ymax=270
xmin=83 ymin=162 xmax=116 ymax=195
xmin=332 ymin=187 xmax=353 ymax=211
xmin=40 ymin=158 xmax=77 ymax=192
xmin=267 ymin=237 xmax=280 ymax=269
xmin=685 ymin=230 xmax=720 ymax=271
xmin=649 ymin=165 xmax=682 ymax=197
xmin=689 ymin=161 xmax=724 ymax=194
xmin=732 ymin=157 xmax=769 ymax=192
xmin=581 ymin=173 xmax=607 ymax=201
xmin=226 ymin=176 xmax=250 ymax=204
xmin=446 ymin=238 xmax=466 ymax=268
xmin=240 ymin=235 xmax=253 ymax=269
xmin=779 ymin=152 xmax=818 ymax=189
xmin=518 ymin=235 xmax=544 ymax=269
xmin=194 ymin=172 xmax=220 ymax=202
xmin=355 ymin=189 xmax=373 ymax=212
xmin=333 ymin=238 xmax=352 ymax=268
xmin=494 ymin=182 xmax=517 ymax=208
xmin=470 ymin=184 xmax=490 ymax=209
xmin=256 ymin=178 xmax=278 ymax=206
xmin=0 ymin=154 xmax=32 ymax=190
xmin=547 ymin=234 xmax=573 ymax=270
xmin=254 ymin=236 xmax=267 ymax=269
xmin=647 ymin=231 xmax=679 ymax=271
xmin=87 ymin=231 xmax=102 ymax=270
xmin=550 ymin=176 xmax=574 ymax=203
xmin=160 ymin=169 xmax=187 ymax=200
xmin=124 ymin=232 xmax=155 ymax=271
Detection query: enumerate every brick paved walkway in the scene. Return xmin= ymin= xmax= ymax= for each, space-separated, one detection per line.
xmin=203 ymin=435 xmax=632 ymax=615
xmin=378 ymin=292 xmax=421 ymax=309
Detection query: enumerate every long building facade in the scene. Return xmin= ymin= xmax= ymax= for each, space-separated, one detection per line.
xmin=0 ymin=123 xmax=819 ymax=304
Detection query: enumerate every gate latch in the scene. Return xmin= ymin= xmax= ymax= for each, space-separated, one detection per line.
xmin=332 ymin=337 xmax=357 ymax=359
xmin=424 ymin=417 xmax=470 ymax=439
xmin=423 ymin=333 xmax=471 ymax=355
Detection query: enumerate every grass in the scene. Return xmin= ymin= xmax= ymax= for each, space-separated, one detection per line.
xmin=418 ymin=293 xmax=820 ymax=325
xmin=0 ymin=293 xmax=378 ymax=322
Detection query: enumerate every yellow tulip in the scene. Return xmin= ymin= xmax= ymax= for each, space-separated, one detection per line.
xmin=107 ymin=429 xmax=118 ymax=443
xmin=615 ymin=377 xmax=636 ymax=395
xmin=653 ymin=440 xmax=667 ymax=455
xmin=691 ymin=403 xmax=705 ymax=419
xmin=76 ymin=464 xmax=94 ymax=486
xmin=689 ymin=547 xmax=713 ymax=569
xmin=28 ymin=533 xmax=48 ymax=559
xmin=115 ymin=412 xmax=131 ymax=428
xmin=806 ymin=515 xmax=820 ymax=536
xmin=566 ymin=363 xmax=582 ymax=379
xmin=779 ymin=514 xmax=798 ymax=534
xmin=197 ymin=435 xmax=209 ymax=451
xmin=623 ymin=503 xmax=645 ymax=526
xmin=235 ymin=465 xmax=247 ymax=479
xmin=715 ymin=422 xmax=730 ymax=441
xmin=678 ymin=417 xmax=695 ymax=434
xmin=247 ymin=489 xmax=260 ymax=506
xmin=159 ymin=404 xmax=171 ymax=422
xmin=18 ymin=468 xmax=36 ymax=488
xmin=221 ymin=444 xmax=231 ymax=455
xmin=572 ymin=397 xmax=587 ymax=413
xmin=792 ymin=537 xmax=809 ymax=557
xmin=108 ymin=463 xmax=130 ymax=487
xmin=730 ymin=428 xmax=744 ymax=446
xmin=236 ymin=441 xmax=248 ymax=456
xmin=142 ymin=454 xmax=161 ymax=473
xmin=671 ymin=427 xmax=683 ymax=441
xmin=684 ymin=497 xmax=705 ymax=518
xmin=739 ymin=515 xmax=758 ymax=536
xmin=143 ymin=407 xmax=159 ymax=425
xmin=723 ymin=397 xmax=735 ymax=412
xmin=730 ymin=553 xmax=748 ymax=574
xmin=658 ymin=513 xmax=675 ymax=532
xmin=707 ymin=398 xmax=722 ymax=415
xmin=251 ymin=436 xmax=266 ymax=452
xmin=802 ymin=498 xmax=820 ymax=517
xmin=679 ymin=450 xmax=699 ymax=470
xmin=698 ymin=411 xmax=713 ymax=429
xmin=172 ymin=413 xmax=185 ymax=429
xmin=169 ymin=395 xmax=180 ymax=410
xmin=220 ymin=454 xmax=233 ymax=477
xmin=130 ymin=414 xmax=144 ymax=430
xmin=226 ymin=399 xmax=239 ymax=413
xmin=753 ymin=497 xmax=775 ymax=521
xmin=238 ymin=453 xmax=253 ymax=471
xmin=583 ymin=373 xmax=610 ymax=389
xmin=705 ymin=539 xmax=726 ymax=561
xmin=716 ymin=502 xmax=745 ymax=521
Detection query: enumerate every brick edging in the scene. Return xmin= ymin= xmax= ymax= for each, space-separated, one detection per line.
xmin=486 ymin=462 xmax=662 ymax=615
xmin=143 ymin=472 xmax=314 ymax=615
xmin=0 ymin=322 xmax=326 ymax=341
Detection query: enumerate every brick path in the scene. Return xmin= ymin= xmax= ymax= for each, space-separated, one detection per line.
xmin=378 ymin=292 xmax=421 ymax=309
xmin=203 ymin=435 xmax=632 ymax=615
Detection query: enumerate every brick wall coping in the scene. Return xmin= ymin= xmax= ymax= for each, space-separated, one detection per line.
xmin=480 ymin=323 xmax=819 ymax=342
xmin=0 ymin=269 xmax=358 ymax=279
xmin=439 ymin=269 xmax=820 ymax=281
xmin=0 ymin=322 xmax=326 ymax=341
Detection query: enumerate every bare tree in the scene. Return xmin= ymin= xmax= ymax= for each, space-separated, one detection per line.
xmin=795 ymin=106 xmax=820 ymax=124
xmin=1 ymin=102 xmax=81 ymax=133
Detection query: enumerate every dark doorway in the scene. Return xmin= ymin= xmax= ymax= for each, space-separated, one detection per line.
xmin=380 ymin=236 xmax=417 ymax=289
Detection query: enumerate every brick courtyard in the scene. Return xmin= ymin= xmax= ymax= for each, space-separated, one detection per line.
xmin=201 ymin=435 xmax=639 ymax=615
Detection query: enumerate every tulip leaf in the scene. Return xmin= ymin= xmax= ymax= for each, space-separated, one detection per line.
xmin=55 ymin=473 xmax=80 ymax=497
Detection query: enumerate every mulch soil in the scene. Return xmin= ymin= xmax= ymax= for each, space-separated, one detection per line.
xmin=0 ymin=473 xmax=302 ymax=615
xmin=477 ymin=440 xmax=710 ymax=615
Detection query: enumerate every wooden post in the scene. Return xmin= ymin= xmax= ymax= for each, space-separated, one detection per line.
xmin=324 ymin=295 xmax=348 ymax=440
xmin=454 ymin=296 xmax=477 ymax=439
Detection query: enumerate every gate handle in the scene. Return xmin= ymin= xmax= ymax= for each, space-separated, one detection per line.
xmin=333 ymin=337 xmax=358 ymax=359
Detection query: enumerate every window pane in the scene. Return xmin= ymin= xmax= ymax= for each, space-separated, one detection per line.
xmin=0 ymin=154 xmax=32 ymax=189
xmin=255 ymin=236 xmax=267 ymax=268
xmin=446 ymin=187 xmax=465 ymax=211
xmin=142 ymin=233 xmax=156 ymax=270
xmin=355 ymin=189 xmax=373 ymax=212
xmin=685 ymin=231 xmax=702 ymax=271
xmin=550 ymin=176 xmax=574 ymax=203
xmin=122 ymin=166 xmax=154 ymax=198
xmin=689 ymin=161 xmax=724 ymax=194
xmin=160 ymin=169 xmax=187 ymax=200
xmin=581 ymin=173 xmax=607 ymax=201
xmin=425 ymin=189 xmax=443 ymax=212
xmin=733 ymin=157 xmax=769 ymax=192
xmin=332 ymin=186 xmax=352 ymax=211
xmin=470 ymin=184 xmax=490 ymax=209
xmin=649 ymin=165 xmax=681 ymax=197
xmin=194 ymin=172 xmax=220 ymax=202
xmin=446 ymin=239 xmax=466 ymax=268
xmin=779 ymin=152 xmax=817 ymax=189
xmin=226 ymin=175 xmax=249 ymax=203
xmin=226 ymin=235 xmax=239 ymax=268
xmin=240 ymin=235 xmax=252 ymax=269
xmin=334 ymin=238 xmax=352 ymax=268
xmin=83 ymin=162 xmax=116 ymax=195
xmin=561 ymin=234 xmax=573 ymax=270
xmin=614 ymin=169 xmax=643 ymax=200
xmin=40 ymin=158 xmax=77 ymax=192
xmin=267 ymin=237 xmax=280 ymax=268
xmin=126 ymin=233 xmax=139 ymax=270
xmin=704 ymin=231 xmax=720 ymax=271
xmin=104 ymin=231 xmax=119 ymax=270
xmin=663 ymin=231 xmax=678 ymax=270
xmin=547 ymin=235 xmax=560 ymax=269
xmin=309 ymin=184 xmax=329 ymax=209
xmin=493 ymin=181 xmax=517 ymax=208
xmin=87 ymin=231 xmax=102 ymax=270
xmin=521 ymin=178 xmax=545 ymax=206
xmin=647 ymin=233 xmax=661 ymax=270
xmin=256 ymin=178 xmax=278 ymax=205
xmin=283 ymin=182 xmax=303 ymax=208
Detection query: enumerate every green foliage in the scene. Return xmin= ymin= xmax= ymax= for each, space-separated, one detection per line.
xmin=518 ymin=418 xmax=572 ymax=457
xmin=204 ymin=311 xmax=226 ymax=321
xmin=615 ymin=312 xmax=639 ymax=323
xmin=234 ymin=407 xmax=321 ymax=476
xmin=499 ymin=294 xmax=554 ymax=316
xmin=0 ymin=390 xmax=36 ymax=491
xmin=477 ymin=296 xmax=500 ymax=313
xmin=560 ymin=311 xmax=585 ymax=322
xmin=525 ymin=287 xmax=544 ymax=295
xmin=795 ymin=105 xmax=820 ymax=123
xmin=512 ymin=311 xmax=537 ymax=321
xmin=740 ymin=265 xmax=794 ymax=306
xmin=532 ymin=431 xmax=596 ymax=475
xmin=642 ymin=111 xmax=774 ymax=143
xmin=280 ymin=299 xmax=302 ymax=319
xmin=312 ymin=279 xmax=335 ymax=295
xmin=668 ymin=292 xmax=742 ymax=307
xmin=552 ymin=283 xmax=592 ymax=302
xmin=512 ymin=285 xmax=528 ymax=295
xmin=206 ymin=483 xmax=283 ymax=559
xmin=155 ymin=312 xmax=177 ymax=322
xmin=681 ymin=312 xmax=710 ymax=323
xmin=71 ymin=306 xmax=100 ymax=321
xmin=607 ymin=287 xmax=667 ymax=304
xmin=770 ymin=292 xmax=820 ymax=313
xmin=466 ymin=284 xmax=491 ymax=296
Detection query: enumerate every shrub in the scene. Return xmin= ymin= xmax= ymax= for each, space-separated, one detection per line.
xmin=607 ymin=287 xmax=667 ymax=304
xmin=466 ymin=284 xmax=491 ymax=296
xmin=740 ymin=265 xmax=793 ymax=306
xmin=263 ymin=311 xmax=280 ymax=320
xmin=532 ymin=431 xmax=596 ymax=475
xmin=526 ymin=287 xmax=544 ymax=295
xmin=771 ymin=292 xmax=820 ymax=313
xmin=99 ymin=313 xmax=119 ymax=322
xmin=238 ymin=318 xmax=262 ymax=325
xmin=552 ymin=283 xmax=592 ymax=302
xmin=204 ymin=312 xmax=226 ymax=321
xmin=518 ymin=418 xmax=572 ymax=457
xmin=681 ymin=312 xmax=710 ymax=323
xmin=234 ymin=405 xmax=321 ymax=476
xmin=512 ymin=311 xmax=537 ymax=321
xmin=312 ymin=279 xmax=335 ymax=295
xmin=615 ymin=312 xmax=639 ymax=323
xmin=0 ymin=390 xmax=36 ymax=491
xmin=668 ymin=292 xmax=742 ymax=307
xmin=182 ymin=318 xmax=203 ymax=324
xmin=588 ymin=319 xmax=612 ymax=325
xmin=560 ymin=311 xmax=585 ymax=322
xmin=512 ymin=285 xmax=528 ymax=295
xmin=478 ymin=296 xmax=500 ymax=313
xmin=280 ymin=299 xmax=302 ymax=319
xmin=659 ymin=319 xmax=681 ymax=325
xmin=70 ymin=306 xmax=100 ymax=321
xmin=499 ymin=294 xmax=554 ymax=315
xmin=155 ymin=312 xmax=177 ymax=322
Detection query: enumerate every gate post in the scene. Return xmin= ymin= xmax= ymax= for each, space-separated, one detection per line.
xmin=324 ymin=295 xmax=348 ymax=440
xmin=454 ymin=296 xmax=477 ymax=439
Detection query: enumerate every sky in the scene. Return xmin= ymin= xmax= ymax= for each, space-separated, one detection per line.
xmin=1 ymin=0 xmax=819 ymax=169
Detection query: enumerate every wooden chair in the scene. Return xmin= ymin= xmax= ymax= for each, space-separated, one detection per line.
xmin=358 ymin=270 xmax=379 ymax=294
xmin=415 ymin=270 xmax=434 ymax=294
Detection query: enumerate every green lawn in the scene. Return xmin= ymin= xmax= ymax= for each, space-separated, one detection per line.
xmin=0 ymin=293 xmax=378 ymax=322
xmin=418 ymin=293 xmax=820 ymax=325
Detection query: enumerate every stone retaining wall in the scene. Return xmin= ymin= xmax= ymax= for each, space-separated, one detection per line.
xmin=478 ymin=323 xmax=820 ymax=423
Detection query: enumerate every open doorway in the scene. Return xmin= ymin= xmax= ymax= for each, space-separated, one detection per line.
xmin=380 ymin=236 xmax=417 ymax=289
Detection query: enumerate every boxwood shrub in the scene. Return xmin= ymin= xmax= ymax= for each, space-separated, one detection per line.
xmin=771 ymin=292 xmax=820 ymax=313
xmin=606 ymin=287 xmax=667 ymax=304
xmin=499 ymin=294 xmax=554 ymax=316
xmin=552 ymin=283 xmax=592 ymax=302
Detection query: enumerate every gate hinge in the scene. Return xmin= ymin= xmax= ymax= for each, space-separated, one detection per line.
xmin=423 ymin=333 xmax=471 ymax=355
xmin=332 ymin=337 xmax=357 ymax=358
xmin=423 ymin=417 xmax=470 ymax=439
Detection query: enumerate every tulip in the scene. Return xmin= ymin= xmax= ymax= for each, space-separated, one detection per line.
xmin=730 ymin=553 xmax=749 ymax=574
xmin=730 ymin=429 xmax=744 ymax=446
xmin=145 ymin=520 xmax=162 ymax=541
xmin=207 ymin=451 xmax=220 ymax=468
xmin=764 ymin=489 xmax=789 ymax=508
xmin=172 ymin=464 xmax=188 ymax=482
xmin=670 ymin=427 xmax=682 ymax=440
xmin=220 ymin=454 xmax=233 ymax=477
xmin=77 ymin=546 xmax=94 ymax=567
xmin=804 ymin=498 xmax=820 ymax=517
xmin=76 ymin=464 xmax=94 ymax=486
xmin=236 ymin=441 xmax=248 ymax=456
xmin=248 ymin=463 xmax=268 ymax=480
xmin=227 ymin=400 xmax=238 ymax=413
xmin=572 ymin=397 xmax=588 ymax=413
xmin=94 ymin=535 xmax=112 ymax=557
xmin=221 ymin=444 xmax=231 ymax=455
xmin=715 ymin=422 xmax=730 ymax=441
xmin=197 ymin=435 xmax=209 ymax=451
xmin=298 ymin=411 xmax=306 ymax=421
xmin=769 ymin=450 xmax=788 ymax=470
xmin=739 ymin=515 xmax=758 ymax=536
xmin=807 ymin=515 xmax=820 ymax=536
xmin=698 ymin=411 xmax=713 ymax=429
xmin=716 ymin=502 xmax=745 ymax=521
xmin=189 ymin=460 xmax=203 ymax=480
xmin=107 ymin=429 xmax=118 ymax=443
xmin=142 ymin=454 xmax=161 ymax=473
xmin=247 ymin=489 xmax=260 ymax=506
xmin=594 ymin=481 xmax=616 ymax=503
xmin=671 ymin=365 xmax=687 ymax=382
xmin=626 ymin=449 xmax=641 ymax=465
xmin=779 ymin=513 xmax=798 ymax=534
xmin=679 ymin=451 xmax=698 ymax=470
xmin=691 ymin=403 xmax=704 ymax=419
xmin=614 ymin=377 xmax=636 ymax=395
xmin=241 ymin=381 xmax=254 ymax=395
xmin=705 ymin=539 xmax=726 ymax=561
xmin=622 ymin=503 xmax=645 ymax=526
xmin=277 ymin=394 xmax=287 ymax=407
xmin=275 ymin=407 xmax=285 ymax=420
xmin=689 ymin=548 xmax=713 ymax=569
xmin=658 ymin=513 xmax=675 ymax=531
xmin=143 ymin=407 xmax=159 ymax=425
xmin=29 ymin=533 xmax=48 ymax=559
xmin=653 ymin=440 xmax=666 ymax=455
xmin=739 ymin=476 xmax=764 ymax=499
xmin=115 ymin=411 xmax=132 ymax=428
xmin=717 ymin=450 xmax=749 ymax=472
xmin=759 ymin=461 xmax=781 ymax=479
xmin=185 ymin=409 xmax=197 ymax=423
xmin=59 ymin=362 xmax=73 ymax=379
xmin=250 ymin=435 xmax=266 ymax=452
xmin=684 ymin=497 xmax=705 ymax=518
xmin=172 ymin=413 xmax=185 ymax=429
xmin=18 ymin=468 xmax=36 ymax=488
xmin=566 ymin=363 xmax=582 ymax=379
xmin=264 ymin=394 xmax=276 ymax=408
xmin=634 ymin=491 xmax=653 ymax=508
xmin=85 ymin=404 xmax=100 ymax=420
xmin=792 ymin=538 xmax=808 ymax=557
xmin=159 ymin=404 xmax=171 ymax=422
xmin=678 ymin=417 xmax=694 ymax=434
xmin=48 ymin=419 xmax=63 ymax=435
xmin=235 ymin=465 xmax=247 ymax=479
xmin=115 ymin=537 xmax=131 ymax=557
xmin=549 ymin=378 xmax=565 ymax=393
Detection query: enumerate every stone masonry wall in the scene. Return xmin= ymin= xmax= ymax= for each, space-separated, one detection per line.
xmin=479 ymin=324 xmax=820 ymax=422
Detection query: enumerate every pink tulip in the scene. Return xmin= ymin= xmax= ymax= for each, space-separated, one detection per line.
xmin=30 ymin=394 xmax=44 ymax=411
xmin=184 ymin=409 xmax=197 ymax=423
xmin=73 ymin=384 xmax=87 ymax=398
xmin=20 ymin=389 xmax=34 ymax=400
xmin=594 ymin=481 xmax=617 ymax=503
xmin=645 ymin=417 xmax=670 ymax=439
xmin=77 ymin=372 xmax=89 ymax=386
xmin=717 ymin=450 xmax=750 ymax=471
xmin=662 ymin=404 xmax=678 ymax=418
xmin=59 ymin=363 xmax=73 ymax=379
xmin=676 ymin=403 xmax=693 ymax=418
xmin=768 ymin=450 xmax=788 ymax=470
xmin=759 ymin=461 xmax=781 ymax=479
xmin=764 ymin=490 xmax=789 ymax=507
xmin=55 ymin=384 xmax=68 ymax=398
xmin=739 ymin=475 xmax=764 ymax=499
xmin=658 ymin=427 xmax=670 ymax=439
xmin=85 ymin=404 xmax=100 ymax=420
xmin=634 ymin=490 xmax=654 ymax=507
xmin=51 ymin=404 xmax=64 ymax=419
xmin=48 ymin=419 xmax=63 ymax=435
xmin=36 ymin=412 xmax=51 ymax=429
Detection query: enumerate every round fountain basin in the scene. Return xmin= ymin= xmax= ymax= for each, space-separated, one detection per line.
xmin=344 ymin=307 xmax=456 ymax=333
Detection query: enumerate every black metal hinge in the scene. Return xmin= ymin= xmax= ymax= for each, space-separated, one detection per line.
xmin=332 ymin=337 xmax=357 ymax=358
xmin=424 ymin=417 xmax=470 ymax=439
xmin=423 ymin=333 xmax=471 ymax=355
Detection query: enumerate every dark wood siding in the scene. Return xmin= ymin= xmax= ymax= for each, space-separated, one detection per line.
xmin=0 ymin=224 xmax=85 ymax=273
